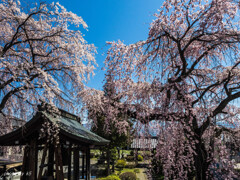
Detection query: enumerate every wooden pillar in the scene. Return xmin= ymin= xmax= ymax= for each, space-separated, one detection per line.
xmin=82 ymin=152 xmax=85 ymax=179
xmin=73 ymin=147 xmax=79 ymax=180
xmin=2 ymin=165 xmax=6 ymax=180
xmin=34 ymin=143 xmax=39 ymax=179
xmin=54 ymin=144 xmax=64 ymax=180
xmin=48 ymin=144 xmax=54 ymax=177
xmin=67 ymin=144 xmax=72 ymax=180
xmin=24 ymin=138 xmax=37 ymax=180
xmin=107 ymin=147 xmax=110 ymax=176
xmin=37 ymin=144 xmax=48 ymax=180
xmin=86 ymin=146 xmax=91 ymax=180
xmin=21 ymin=145 xmax=29 ymax=180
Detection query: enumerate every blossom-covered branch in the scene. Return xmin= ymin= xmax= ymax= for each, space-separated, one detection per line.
xmin=0 ymin=0 xmax=96 ymax=132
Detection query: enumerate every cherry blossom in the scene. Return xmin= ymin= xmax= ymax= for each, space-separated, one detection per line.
xmin=82 ymin=0 xmax=240 ymax=179
xmin=0 ymin=0 xmax=96 ymax=134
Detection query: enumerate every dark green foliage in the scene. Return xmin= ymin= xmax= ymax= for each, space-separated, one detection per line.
xmin=119 ymin=172 xmax=137 ymax=180
xmin=90 ymin=75 xmax=134 ymax=172
xmin=235 ymin=169 xmax=240 ymax=175
xmin=137 ymin=155 xmax=143 ymax=161
xmin=110 ymin=147 xmax=118 ymax=160
xmin=116 ymin=159 xmax=127 ymax=168
xmin=130 ymin=150 xmax=134 ymax=156
xmin=126 ymin=155 xmax=134 ymax=162
xmin=91 ymin=74 xmax=133 ymax=151
xmin=125 ymin=163 xmax=136 ymax=169
xmin=150 ymin=155 xmax=164 ymax=180
xmin=90 ymin=152 xmax=95 ymax=158
xmin=133 ymin=169 xmax=140 ymax=173
xmin=95 ymin=153 xmax=100 ymax=158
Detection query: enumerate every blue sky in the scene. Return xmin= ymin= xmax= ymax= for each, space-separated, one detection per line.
xmin=54 ymin=0 xmax=163 ymax=89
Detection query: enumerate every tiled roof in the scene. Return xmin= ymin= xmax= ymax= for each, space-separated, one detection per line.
xmin=41 ymin=111 xmax=109 ymax=145
xmin=0 ymin=106 xmax=109 ymax=146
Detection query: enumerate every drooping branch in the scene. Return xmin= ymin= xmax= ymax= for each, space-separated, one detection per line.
xmin=200 ymin=91 xmax=240 ymax=135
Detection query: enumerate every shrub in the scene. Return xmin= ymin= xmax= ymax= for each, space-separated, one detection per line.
xmin=137 ymin=155 xmax=143 ymax=161
xmin=130 ymin=150 xmax=134 ymax=156
xmin=126 ymin=155 xmax=134 ymax=161
xmin=119 ymin=172 xmax=137 ymax=180
xmin=110 ymin=147 xmax=118 ymax=160
xmin=98 ymin=174 xmax=121 ymax=180
xmin=106 ymin=175 xmax=121 ymax=180
xmin=125 ymin=162 xmax=136 ymax=169
xmin=90 ymin=152 xmax=95 ymax=158
xmin=134 ymin=169 xmax=140 ymax=173
xmin=95 ymin=152 xmax=100 ymax=158
xmin=116 ymin=159 xmax=127 ymax=168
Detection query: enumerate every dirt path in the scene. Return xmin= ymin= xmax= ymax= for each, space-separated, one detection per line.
xmin=136 ymin=168 xmax=148 ymax=180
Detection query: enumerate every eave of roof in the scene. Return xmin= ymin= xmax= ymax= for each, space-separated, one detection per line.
xmin=0 ymin=110 xmax=109 ymax=146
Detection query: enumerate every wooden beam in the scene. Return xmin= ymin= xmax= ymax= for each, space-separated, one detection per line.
xmin=73 ymin=147 xmax=79 ymax=180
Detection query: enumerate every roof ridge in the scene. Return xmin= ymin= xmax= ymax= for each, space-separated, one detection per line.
xmin=38 ymin=102 xmax=81 ymax=123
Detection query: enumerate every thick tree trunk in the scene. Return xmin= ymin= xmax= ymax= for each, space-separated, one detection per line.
xmin=194 ymin=140 xmax=209 ymax=180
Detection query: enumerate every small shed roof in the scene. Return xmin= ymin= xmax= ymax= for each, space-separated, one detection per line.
xmin=0 ymin=105 xmax=109 ymax=146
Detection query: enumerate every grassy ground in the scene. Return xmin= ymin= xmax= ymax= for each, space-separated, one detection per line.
xmin=112 ymin=168 xmax=147 ymax=180
xmin=115 ymin=168 xmax=136 ymax=174
xmin=90 ymin=149 xmax=150 ymax=179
